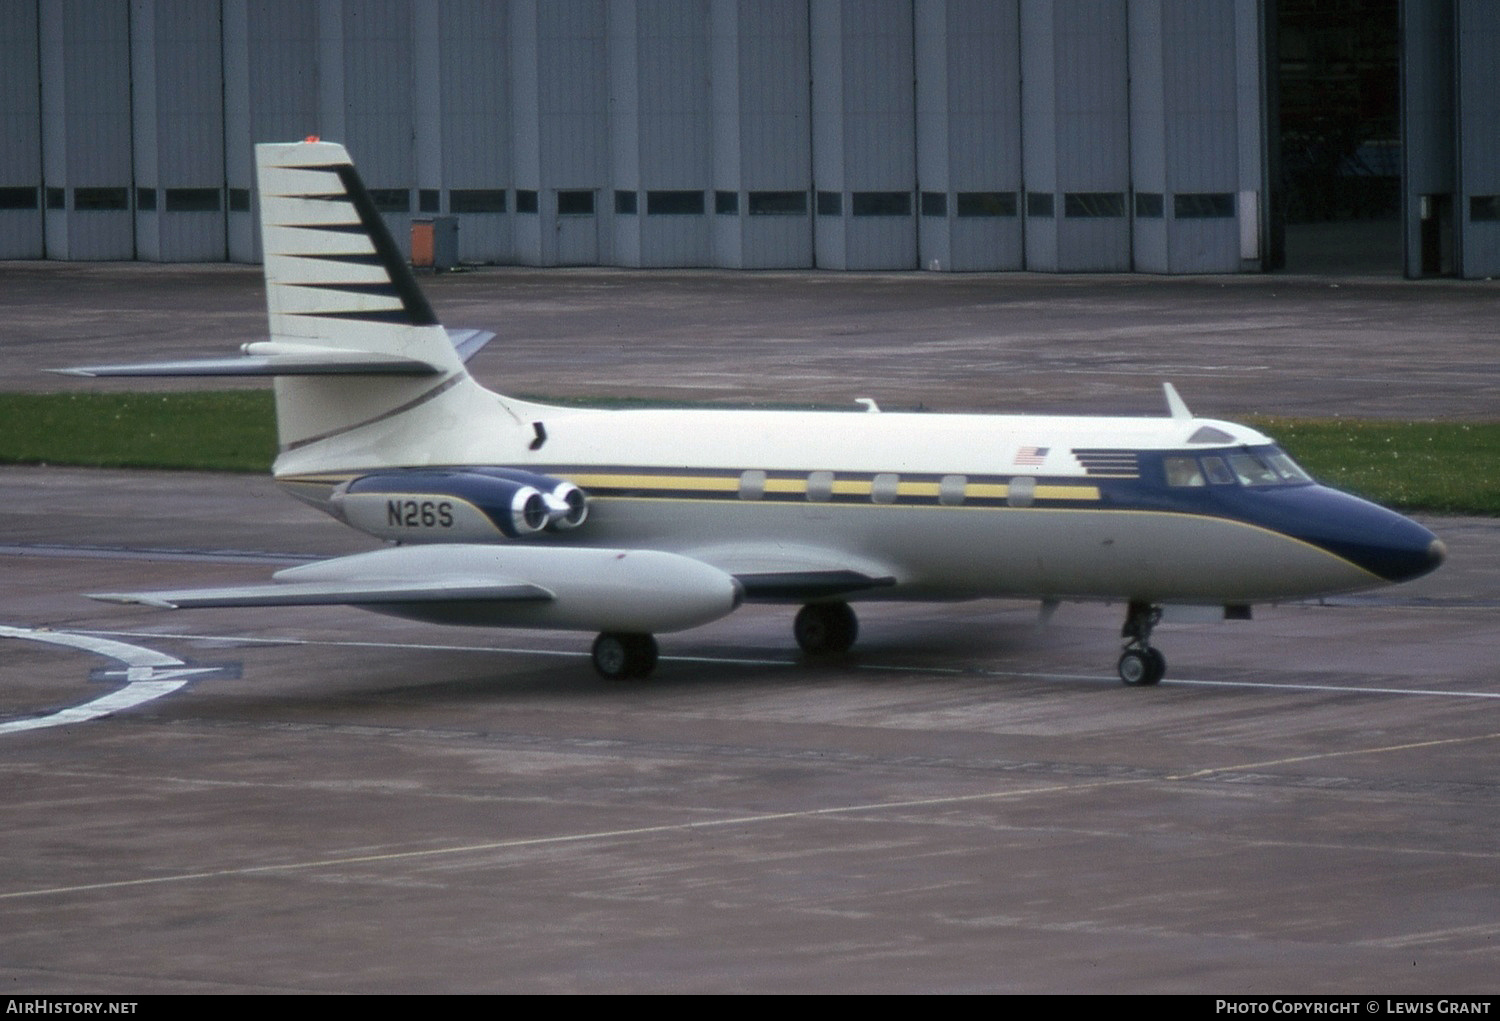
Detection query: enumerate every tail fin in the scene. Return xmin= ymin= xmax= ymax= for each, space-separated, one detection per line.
xmin=255 ymin=140 xmax=481 ymax=464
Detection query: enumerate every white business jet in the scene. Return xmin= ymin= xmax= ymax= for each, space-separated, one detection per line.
xmin=65 ymin=140 xmax=1446 ymax=686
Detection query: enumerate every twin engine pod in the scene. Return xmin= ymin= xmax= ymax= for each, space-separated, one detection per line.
xmin=329 ymin=468 xmax=588 ymax=543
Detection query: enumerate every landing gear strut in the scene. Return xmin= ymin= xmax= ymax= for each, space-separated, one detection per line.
xmin=794 ymin=602 xmax=858 ymax=656
xmin=1117 ymin=600 xmax=1165 ymax=686
xmin=592 ymin=632 xmax=659 ymax=680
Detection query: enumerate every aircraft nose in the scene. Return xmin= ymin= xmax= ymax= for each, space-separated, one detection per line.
xmin=1335 ymin=501 xmax=1446 ymax=584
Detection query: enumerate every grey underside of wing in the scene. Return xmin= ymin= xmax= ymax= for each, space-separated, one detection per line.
xmin=731 ymin=570 xmax=897 ymax=601
xmin=89 ymin=578 xmax=553 ymax=609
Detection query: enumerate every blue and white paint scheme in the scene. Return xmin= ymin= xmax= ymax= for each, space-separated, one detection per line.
xmin=64 ymin=140 xmax=1446 ymax=685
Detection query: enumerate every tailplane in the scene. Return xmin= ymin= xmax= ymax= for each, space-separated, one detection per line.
xmin=57 ymin=139 xmax=508 ymax=473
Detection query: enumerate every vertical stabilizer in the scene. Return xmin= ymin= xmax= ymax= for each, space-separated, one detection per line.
xmin=254 ymin=140 xmax=485 ymax=468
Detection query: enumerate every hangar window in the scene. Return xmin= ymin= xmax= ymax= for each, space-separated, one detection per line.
xmin=852 ymin=192 xmax=911 ymax=217
xmin=715 ymin=190 xmax=738 ymax=215
xmin=816 ymin=191 xmax=842 ymax=216
xmin=419 ymin=189 xmax=441 ymax=213
xmin=46 ymin=188 xmax=65 ymax=210
xmin=1026 ymin=192 xmax=1054 ymax=217
xmin=135 ymin=187 xmax=157 ymax=211
xmin=451 ymin=189 xmax=507 ymax=213
xmin=748 ymin=191 xmax=806 ymax=215
xmin=74 ymin=187 xmax=128 ymax=211
xmin=957 ymin=192 xmax=1016 ymax=217
xmin=1472 ymin=196 xmax=1500 ymax=222
xmin=1174 ymin=193 xmax=1235 ymax=219
xmin=516 ymin=190 xmax=539 ymax=213
xmin=647 ymin=190 xmax=705 ymax=215
xmin=165 ymin=188 xmax=220 ymax=212
xmin=1135 ymin=192 xmax=1164 ymax=218
xmin=369 ymin=188 xmax=411 ymax=213
xmin=806 ymin=471 xmax=834 ymax=503
xmin=939 ymin=474 xmax=966 ymax=506
xmin=871 ymin=473 xmax=899 ymax=504
xmin=0 ymin=187 xmax=37 ymax=210
xmin=557 ymin=190 xmax=595 ymax=215
xmin=920 ymin=192 xmax=947 ymax=216
xmin=228 ymin=188 xmax=250 ymax=212
xmin=615 ymin=190 xmax=637 ymax=215
xmin=1064 ymin=192 xmax=1126 ymax=218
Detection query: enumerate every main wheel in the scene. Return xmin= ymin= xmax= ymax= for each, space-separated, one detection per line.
xmin=794 ymin=602 xmax=858 ymax=655
xmin=592 ymin=632 xmax=659 ymax=679
xmin=1117 ymin=648 xmax=1165 ymax=686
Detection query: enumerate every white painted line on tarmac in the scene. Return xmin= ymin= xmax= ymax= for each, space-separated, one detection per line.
xmin=75 ymin=626 xmax=1500 ymax=700
xmin=0 ymin=625 xmax=231 ymax=736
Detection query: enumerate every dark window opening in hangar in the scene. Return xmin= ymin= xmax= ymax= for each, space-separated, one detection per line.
xmin=1273 ymin=0 xmax=1401 ymax=273
xmin=557 ymin=190 xmax=595 ymax=216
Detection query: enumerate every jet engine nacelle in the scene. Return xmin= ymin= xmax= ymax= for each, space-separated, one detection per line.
xmin=330 ymin=468 xmax=588 ymax=543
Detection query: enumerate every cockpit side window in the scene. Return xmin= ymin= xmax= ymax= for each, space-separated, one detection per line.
xmin=1227 ymin=452 xmax=1281 ymax=487
xmin=1201 ymin=456 xmax=1235 ymax=485
xmin=1162 ymin=446 xmax=1313 ymax=488
xmin=1164 ymin=456 xmax=1205 ymax=487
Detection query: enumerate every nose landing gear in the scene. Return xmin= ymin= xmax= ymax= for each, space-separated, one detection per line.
xmin=1118 ymin=601 xmax=1165 ymax=686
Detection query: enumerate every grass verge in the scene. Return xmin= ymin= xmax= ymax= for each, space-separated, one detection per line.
xmin=0 ymin=392 xmax=1494 ymax=514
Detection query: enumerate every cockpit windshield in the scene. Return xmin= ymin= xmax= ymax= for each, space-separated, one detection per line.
xmin=1162 ymin=445 xmax=1313 ymax=489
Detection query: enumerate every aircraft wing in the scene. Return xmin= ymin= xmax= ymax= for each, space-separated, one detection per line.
xmin=90 ymin=577 xmax=551 ymax=609
xmin=687 ymin=546 xmax=899 ymax=602
xmin=89 ymin=543 xmax=745 ymax=635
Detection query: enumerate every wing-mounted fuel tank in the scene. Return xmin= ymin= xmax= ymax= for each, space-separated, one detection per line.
xmin=329 ymin=468 xmax=588 ymax=543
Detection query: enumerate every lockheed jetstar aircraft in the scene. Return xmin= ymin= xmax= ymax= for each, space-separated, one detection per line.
xmin=65 ymin=139 xmax=1446 ymax=685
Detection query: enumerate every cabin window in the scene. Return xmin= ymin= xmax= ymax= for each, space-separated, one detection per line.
xmin=806 ymin=471 xmax=834 ymax=503
xmin=871 ymin=473 xmax=899 ymax=504
xmin=739 ymin=470 xmax=766 ymax=500
xmin=1007 ymin=476 xmax=1036 ymax=507
xmin=939 ymin=474 xmax=966 ymax=506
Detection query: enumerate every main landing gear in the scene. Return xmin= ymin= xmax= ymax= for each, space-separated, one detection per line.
xmin=794 ymin=602 xmax=858 ymax=656
xmin=591 ymin=632 xmax=658 ymax=680
xmin=1117 ymin=600 xmax=1165 ymax=686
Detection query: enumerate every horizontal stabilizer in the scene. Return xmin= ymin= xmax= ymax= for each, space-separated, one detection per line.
xmin=91 ymin=577 xmax=552 ymax=609
xmin=51 ymin=329 xmax=493 ymax=379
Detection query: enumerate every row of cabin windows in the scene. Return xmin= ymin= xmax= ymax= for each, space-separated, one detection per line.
xmin=734 ymin=470 xmax=1041 ymax=508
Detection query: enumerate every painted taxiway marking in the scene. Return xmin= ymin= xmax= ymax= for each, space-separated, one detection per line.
xmin=0 ymin=625 xmax=236 ymax=736
xmin=74 ymin=627 xmax=1500 ymax=701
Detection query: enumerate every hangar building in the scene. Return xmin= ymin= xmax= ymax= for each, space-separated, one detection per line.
xmin=1 ymin=0 xmax=1496 ymax=277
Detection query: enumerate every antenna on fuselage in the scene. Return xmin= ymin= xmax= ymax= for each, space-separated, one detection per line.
xmin=1162 ymin=382 xmax=1192 ymax=421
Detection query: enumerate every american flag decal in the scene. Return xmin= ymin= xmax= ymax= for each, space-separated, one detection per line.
xmin=1013 ymin=446 xmax=1049 ymax=467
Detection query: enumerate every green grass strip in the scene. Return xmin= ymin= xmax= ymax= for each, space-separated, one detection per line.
xmin=0 ymin=393 xmax=1494 ymax=515
xmin=1250 ymin=417 xmax=1500 ymax=516
xmin=0 ymin=392 xmax=277 ymax=473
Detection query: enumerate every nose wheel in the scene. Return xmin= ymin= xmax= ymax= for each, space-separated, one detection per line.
xmin=1118 ymin=601 xmax=1165 ymax=686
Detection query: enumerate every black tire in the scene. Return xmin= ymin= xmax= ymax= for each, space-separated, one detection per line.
xmin=1118 ymin=648 xmax=1165 ymax=686
xmin=592 ymin=632 xmax=658 ymax=679
xmin=794 ymin=602 xmax=858 ymax=655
